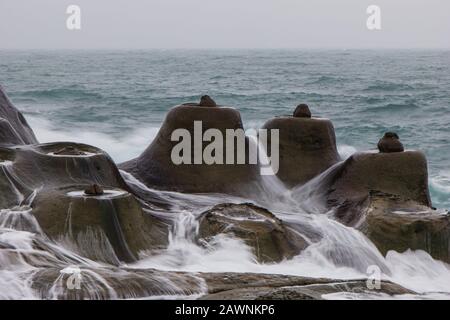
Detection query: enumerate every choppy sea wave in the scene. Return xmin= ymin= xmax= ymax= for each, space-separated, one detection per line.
xmin=17 ymin=86 xmax=103 ymax=101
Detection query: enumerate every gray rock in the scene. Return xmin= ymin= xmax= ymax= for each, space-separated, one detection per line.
xmin=377 ymin=132 xmax=404 ymax=153
xmin=30 ymin=267 xmax=414 ymax=300
xmin=0 ymin=142 xmax=170 ymax=263
xmin=198 ymin=272 xmax=414 ymax=300
xmin=358 ymin=191 xmax=450 ymax=263
xmin=119 ymin=103 xmax=259 ymax=194
xmin=199 ymin=95 xmax=217 ymax=107
xmin=0 ymin=85 xmax=38 ymax=145
xmin=198 ymin=203 xmax=308 ymax=263
xmin=325 ymin=151 xmax=432 ymax=223
xmin=293 ymin=103 xmax=312 ymax=118
xmin=262 ymin=116 xmax=340 ymax=187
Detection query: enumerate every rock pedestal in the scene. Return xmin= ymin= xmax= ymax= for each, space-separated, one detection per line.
xmin=0 ymin=142 xmax=170 ymax=263
xmin=120 ymin=98 xmax=259 ymax=194
xmin=326 ymin=151 xmax=432 ymax=211
xmin=3 ymin=142 xmax=128 ymax=192
xmin=262 ymin=114 xmax=340 ymax=187
xmin=32 ymin=188 xmax=168 ymax=264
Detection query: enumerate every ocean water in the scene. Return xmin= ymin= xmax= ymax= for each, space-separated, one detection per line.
xmin=0 ymin=49 xmax=449 ymax=209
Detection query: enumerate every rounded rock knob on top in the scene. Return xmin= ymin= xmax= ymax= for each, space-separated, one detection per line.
xmin=84 ymin=184 xmax=105 ymax=196
xmin=293 ymin=103 xmax=312 ymax=118
xmin=198 ymin=95 xmax=217 ymax=107
xmin=377 ymin=132 xmax=405 ymax=153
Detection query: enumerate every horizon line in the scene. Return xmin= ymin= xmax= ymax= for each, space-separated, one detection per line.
xmin=1 ymin=47 xmax=450 ymax=51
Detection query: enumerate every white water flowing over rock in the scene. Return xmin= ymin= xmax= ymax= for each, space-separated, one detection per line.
xmin=122 ymin=165 xmax=450 ymax=299
xmin=0 ymin=143 xmax=449 ymax=299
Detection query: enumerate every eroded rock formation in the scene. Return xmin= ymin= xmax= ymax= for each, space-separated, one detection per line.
xmin=0 ymin=85 xmax=38 ymax=145
xmin=120 ymin=97 xmax=259 ymax=194
xmin=0 ymin=141 xmax=170 ymax=263
xmin=300 ymin=148 xmax=434 ymax=227
xmin=198 ymin=203 xmax=308 ymax=263
xmin=357 ymin=191 xmax=449 ymax=263
xmin=31 ymin=267 xmax=414 ymax=300
xmin=262 ymin=106 xmax=340 ymax=187
xmin=327 ymin=151 xmax=431 ymax=212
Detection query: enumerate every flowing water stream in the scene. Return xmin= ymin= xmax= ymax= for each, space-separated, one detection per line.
xmin=1 ymin=161 xmax=450 ymax=299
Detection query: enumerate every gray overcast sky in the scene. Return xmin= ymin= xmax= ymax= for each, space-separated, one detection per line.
xmin=1 ymin=0 xmax=449 ymax=49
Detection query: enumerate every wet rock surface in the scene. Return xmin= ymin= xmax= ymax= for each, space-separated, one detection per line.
xmin=0 ymin=147 xmax=19 ymax=208
xmin=32 ymin=188 xmax=169 ymax=264
xmin=198 ymin=203 xmax=308 ymax=263
xmin=199 ymin=272 xmax=414 ymax=300
xmin=0 ymin=142 xmax=171 ymax=263
xmin=120 ymin=97 xmax=259 ymax=194
xmin=358 ymin=191 xmax=450 ymax=263
xmin=321 ymin=151 xmax=432 ymax=225
xmin=31 ymin=267 xmax=206 ymax=300
xmin=262 ymin=114 xmax=340 ymax=187
xmin=54 ymin=146 xmax=87 ymax=156
xmin=30 ymin=267 xmax=414 ymax=300
xmin=0 ymin=85 xmax=38 ymax=145
xmin=0 ymin=142 xmax=129 ymax=203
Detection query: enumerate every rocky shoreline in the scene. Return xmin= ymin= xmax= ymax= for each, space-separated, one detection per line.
xmin=1 ymin=85 xmax=448 ymax=299
xmin=32 ymin=268 xmax=414 ymax=300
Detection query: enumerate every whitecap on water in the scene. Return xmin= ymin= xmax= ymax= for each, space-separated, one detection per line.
xmin=429 ymin=171 xmax=450 ymax=209
xmin=337 ymin=144 xmax=357 ymax=160
xmin=27 ymin=116 xmax=160 ymax=163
